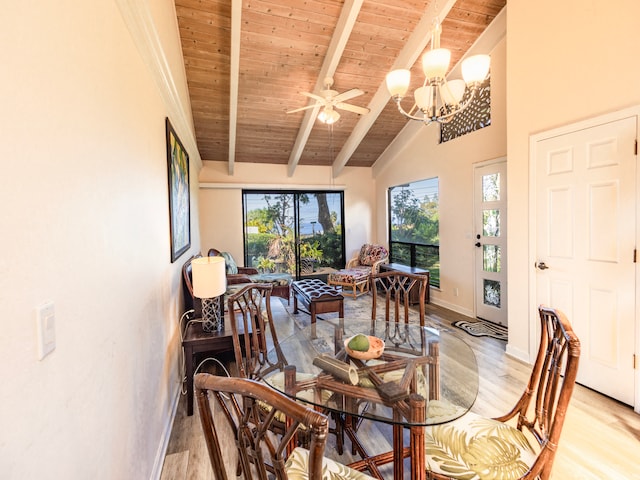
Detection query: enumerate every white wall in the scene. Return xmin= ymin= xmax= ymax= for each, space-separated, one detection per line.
xmin=0 ymin=1 xmax=197 ymax=478
xmin=198 ymin=162 xmax=376 ymax=263
xmin=372 ymin=35 xmax=507 ymax=316
xmin=506 ymin=0 xmax=640 ymax=360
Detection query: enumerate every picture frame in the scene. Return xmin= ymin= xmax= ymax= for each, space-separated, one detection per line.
xmin=166 ymin=117 xmax=191 ymax=263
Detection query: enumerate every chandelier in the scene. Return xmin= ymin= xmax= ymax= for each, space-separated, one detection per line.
xmin=385 ymin=18 xmax=490 ymax=125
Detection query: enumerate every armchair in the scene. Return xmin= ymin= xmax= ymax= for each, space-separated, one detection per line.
xmin=346 ymin=243 xmax=389 ymax=273
xmin=328 ymin=243 xmax=389 ymax=298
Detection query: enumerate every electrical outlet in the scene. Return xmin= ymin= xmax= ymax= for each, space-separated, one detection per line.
xmin=453 ymin=287 xmax=459 ymax=297
xmin=36 ymin=302 xmax=56 ymax=360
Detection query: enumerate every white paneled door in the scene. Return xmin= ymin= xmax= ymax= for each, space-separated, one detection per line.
xmin=474 ymin=160 xmax=508 ymax=325
xmin=534 ymin=115 xmax=637 ymax=406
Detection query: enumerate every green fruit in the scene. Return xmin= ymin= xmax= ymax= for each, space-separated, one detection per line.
xmin=348 ymin=334 xmax=370 ymax=352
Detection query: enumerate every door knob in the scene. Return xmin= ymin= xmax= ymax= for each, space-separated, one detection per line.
xmin=536 ymin=261 xmax=549 ymax=270
xmin=475 ymin=242 xmax=481 ymax=247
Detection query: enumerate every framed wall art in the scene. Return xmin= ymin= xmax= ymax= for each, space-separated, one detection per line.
xmin=166 ymin=117 xmax=191 ymax=263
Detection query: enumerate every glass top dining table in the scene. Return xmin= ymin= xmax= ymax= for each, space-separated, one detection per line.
xmin=264 ymin=318 xmax=478 ymax=480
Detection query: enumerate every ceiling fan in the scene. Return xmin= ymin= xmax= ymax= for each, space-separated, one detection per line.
xmin=287 ymin=77 xmax=370 ymax=124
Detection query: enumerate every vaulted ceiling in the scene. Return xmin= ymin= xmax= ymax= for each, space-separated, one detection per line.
xmin=174 ymin=0 xmax=506 ymax=176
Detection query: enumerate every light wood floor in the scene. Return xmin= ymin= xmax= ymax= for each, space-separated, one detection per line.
xmin=161 ymin=300 xmax=640 ymax=479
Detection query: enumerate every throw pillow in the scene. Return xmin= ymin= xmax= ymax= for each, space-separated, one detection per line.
xmin=220 ymin=251 xmax=238 ymax=274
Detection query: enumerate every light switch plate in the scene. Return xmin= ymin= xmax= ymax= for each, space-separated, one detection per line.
xmin=36 ymin=302 xmax=56 ymax=360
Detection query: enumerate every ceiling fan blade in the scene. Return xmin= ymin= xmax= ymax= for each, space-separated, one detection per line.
xmin=333 ymin=88 xmax=364 ymax=103
xmin=286 ymin=104 xmax=318 ymax=114
xmin=335 ymin=102 xmax=370 ymax=115
xmin=301 ymin=91 xmax=327 ymax=103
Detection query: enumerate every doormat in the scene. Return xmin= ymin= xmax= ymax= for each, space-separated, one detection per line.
xmin=453 ymin=319 xmax=508 ymax=341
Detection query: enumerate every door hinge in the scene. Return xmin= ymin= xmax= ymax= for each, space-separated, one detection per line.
xmin=635 ymin=139 xmax=638 ymax=155
xmin=634 ymin=249 xmax=637 ymax=263
xmin=634 ymin=354 xmax=637 ymax=370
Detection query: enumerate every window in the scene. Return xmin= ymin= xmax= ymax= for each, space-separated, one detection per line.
xmin=243 ymin=191 xmax=345 ymax=280
xmin=388 ymin=178 xmax=440 ymax=287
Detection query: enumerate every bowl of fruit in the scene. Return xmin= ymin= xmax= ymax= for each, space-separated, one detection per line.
xmin=344 ymin=334 xmax=385 ymax=360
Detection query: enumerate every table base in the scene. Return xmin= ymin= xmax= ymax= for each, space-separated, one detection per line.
xmin=340 ymin=398 xmax=426 ymax=480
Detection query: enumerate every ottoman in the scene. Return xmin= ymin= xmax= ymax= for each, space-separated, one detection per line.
xmin=292 ymin=279 xmax=344 ymax=326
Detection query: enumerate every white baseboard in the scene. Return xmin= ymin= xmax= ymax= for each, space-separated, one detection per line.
xmin=505 ymin=342 xmax=531 ymax=364
xmin=431 ymin=298 xmax=474 ymax=319
xmin=150 ymin=382 xmax=182 ymax=480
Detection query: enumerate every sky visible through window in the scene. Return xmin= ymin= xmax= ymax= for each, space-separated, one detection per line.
xmin=244 ymin=193 xmax=342 ymax=236
xmin=390 ymin=177 xmax=439 ymax=243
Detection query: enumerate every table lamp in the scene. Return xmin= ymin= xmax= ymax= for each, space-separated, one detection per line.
xmin=192 ymin=256 xmax=227 ymax=332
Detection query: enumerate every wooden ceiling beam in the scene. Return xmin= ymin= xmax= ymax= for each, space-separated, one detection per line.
xmin=228 ymin=0 xmax=241 ymax=175
xmin=332 ymin=0 xmax=458 ymax=177
xmin=286 ymin=0 xmax=365 ymax=178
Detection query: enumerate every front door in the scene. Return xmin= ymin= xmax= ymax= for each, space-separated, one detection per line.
xmin=533 ymin=115 xmax=637 ymax=406
xmin=474 ymin=160 xmax=508 ymax=325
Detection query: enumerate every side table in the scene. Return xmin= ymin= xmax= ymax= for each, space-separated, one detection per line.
xmin=182 ymin=319 xmax=243 ymax=416
xmin=379 ymin=263 xmax=430 ymax=304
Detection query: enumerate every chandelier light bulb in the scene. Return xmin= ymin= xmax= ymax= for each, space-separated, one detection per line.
xmin=440 ymin=79 xmax=466 ymax=106
xmin=385 ymin=69 xmax=411 ymax=99
xmin=461 ymin=54 xmax=491 ymax=84
xmin=414 ymin=86 xmax=433 ymax=110
xmin=421 ymin=48 xmax=451 ymax=80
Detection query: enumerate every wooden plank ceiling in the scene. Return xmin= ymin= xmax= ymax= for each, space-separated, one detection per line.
xmin=175 ymin=0 xmax=506 ymax=175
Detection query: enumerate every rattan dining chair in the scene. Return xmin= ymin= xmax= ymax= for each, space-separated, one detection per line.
xmin=227 ymin=283 xmax=286 ymax=380
xmin=195 ymin=374 xmax=375 ymax=479
xmin=424 ymin=305 xmax=581 ymax=479
xmin=369 ymin=270 xmax=431 ymax=363
xmin=227 ymin=283 xmax=338 ymax=444
xmin=371 ymin=270 xmax=428 ymax=327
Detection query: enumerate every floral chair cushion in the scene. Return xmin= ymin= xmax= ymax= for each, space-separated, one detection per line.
xmin=327 ymin=267 xmax=370 ymax=283
xmin=424 ymin=411 xmax=538 ymax=479
xmin=358 ymin=244 xmax=388 ymax=266
xmin=286 ymin=447 xmax=376 ymax=479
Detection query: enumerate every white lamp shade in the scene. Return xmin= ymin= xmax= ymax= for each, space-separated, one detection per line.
xmin=192 ymin=256 xmax=227 ymax=298
xmin=461 ymin=54 xmax=490 ymax=84
xmin=440 ymin=79 xmax=466 ymax=106
xmin=414 ymin=85 xmax=433 ymax=110
xmin=385 ymin=69 xmax=411 ymax=98
xmin=422 ymin=48 xmax=450 ymax=79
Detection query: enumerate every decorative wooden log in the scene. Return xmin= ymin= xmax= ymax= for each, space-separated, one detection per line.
xmin=312 ymin=354 xmax=359 ymax=385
